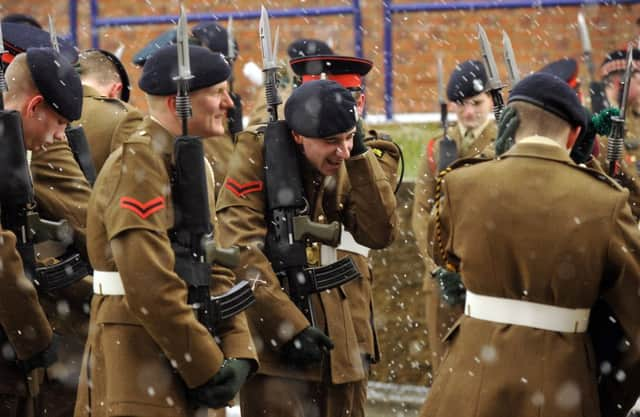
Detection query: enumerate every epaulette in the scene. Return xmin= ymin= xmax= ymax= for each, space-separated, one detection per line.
xmin=572 ymin=163 xmax=625 ymax=192
xmin=92 ymin=96 xmax=129 ymax=111
xmin=446 ymin=155 xmax=491 ymax=171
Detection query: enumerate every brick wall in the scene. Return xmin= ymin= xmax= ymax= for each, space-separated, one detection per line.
xmin=2 ymin=1 xmax=639 ymax=117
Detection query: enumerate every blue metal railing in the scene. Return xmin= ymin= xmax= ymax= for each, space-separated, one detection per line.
xmin=382 ymin=0 xmax=640 ymax=120
xmin=88 ymin=0 xmax=363 ymax=57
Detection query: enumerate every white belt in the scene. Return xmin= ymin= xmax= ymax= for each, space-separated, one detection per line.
xmin=319 ymin=227 xmax=370 ymax=266
xmin=93 ymin=270 xmax=125 ymax=295
xmin=464 ymin=290 xmax=590 ymax=333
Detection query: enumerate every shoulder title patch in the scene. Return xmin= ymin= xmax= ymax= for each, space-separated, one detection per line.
xmin=120 ymin=196 xmax=166 ymax=219
xmin=225 ymin=178 xmax=263 ymax=197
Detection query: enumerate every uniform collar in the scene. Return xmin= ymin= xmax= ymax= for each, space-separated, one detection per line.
xmin=502 ymin=135 xmax=574 ymax=164
xmin=82 ymin=84 xmax=102 ymax=98
xmin=144 ymin=116 xmax=175 ymax=158
xmin=457 ymin=117 xmax=491 ymax=140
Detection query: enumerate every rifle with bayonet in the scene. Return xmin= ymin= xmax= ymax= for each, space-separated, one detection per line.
xmin=502 ymin=30 xmax=520 ymax=88
xmin=48 ymin=14 xmax=97 ymax=185
xmin=436 ymin=55 xmax=458 ymax=171
xmin=259 ymin=6 xmax=359 ymax=326
xmin=577 ymin=12 xmax=607 ymax=113
xmin=606 ymin=43 xmax=634 ymax=176
xmin=478 ymin=24 xmax=505 ymax=122
xmin=169 ymin=6 xmax=253 ymax=334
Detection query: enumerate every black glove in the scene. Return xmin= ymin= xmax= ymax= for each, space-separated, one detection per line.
xmin=495 ymin=106 xmax=519 ymax=156
xmin=189 ymin=358 xmax=252 ymax=409
xmin=431 ymin=267 xmax=466 ymax=306
xmin=227 ymin=91 xmax=244 ymax=136
xmin=281 ymin=326 xmax=334 ymax=367
xmin=20 ymin=333 xmax=59 ymax=374
xmin=351 ymin=118 xmax=368 ymax=156
xmin=570 ymin=107 xmax=620 ymax=164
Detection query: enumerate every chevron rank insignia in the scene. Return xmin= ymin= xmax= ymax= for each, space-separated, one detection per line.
xmin=225 ymin=178 xmax=263 ymax=197
xmin=120 ymin=196 xmax=166 ymax=219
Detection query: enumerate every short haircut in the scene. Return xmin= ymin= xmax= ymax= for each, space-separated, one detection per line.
xmin=510 ymin=101 xmax=572 ymax=142
xmin=4 ymin=53 xmax=38 ymax=101
xmin=77 ymin=50 xmax=121 ymax=85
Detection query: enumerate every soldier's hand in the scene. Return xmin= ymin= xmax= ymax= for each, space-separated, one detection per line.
xmin=351 ymin=118 xmax=368 ymax=156
xmin=431 ymin=267 xmax=466 ymax=306
xmin=227 ymin=91 xmax=244 ymax=136
xmin=281 ymin=326 xmax=334 ymax=367
xmin=570 ymin=107 xmax=620 ymax=164
xmin=495 ymin=106 xmax=519 ymax=156
xmin=189 ymin=358 xmax=252 ymax=409
xmin=19 ymin=333 xmax=59 ymax=374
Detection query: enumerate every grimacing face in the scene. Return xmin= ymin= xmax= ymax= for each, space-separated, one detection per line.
xmin=453 ymin=92 xmax=493 ymax=130
xmin=292 ymin=128 xmax=356 ymax=176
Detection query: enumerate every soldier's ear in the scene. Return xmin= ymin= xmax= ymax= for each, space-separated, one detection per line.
xmin=24 ymin=94 xmax=45 ymax=118
xmin=107 ymin=82 xmax=123 ymax=100
xmin=291 ymin=131 xmax=304 ymax=145
xmin=166 ymin=95 xmax=177 ymax=114
xmin=566 ymin=126 xmax=581 ymax=149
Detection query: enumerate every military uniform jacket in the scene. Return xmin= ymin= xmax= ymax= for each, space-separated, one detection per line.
xmin=216 ymin=128 xmax=398 ymax=384
xmin=203 ymin=132 xmax=235 ymax=199
xmin=422 ymin=136 xmax=640 ymax=417
xmin=74 ymin=117 xmax=256 ymax=417
xmin=74 ymin=85 xmax=144 ymax=174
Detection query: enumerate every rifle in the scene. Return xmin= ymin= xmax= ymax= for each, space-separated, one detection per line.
xmin=436 ymin=54 xmax=457 ymax=171
xmin=606 ymin=43 xmax=634 ymax=176
xmin=48 ymin=14 xmax=97 ymax=185
xmin=577 ymin=12 xmax=607 ymax=113
xmin=169 ymin=6 xmax=254 ymax=334
xmin=259 ymin=6 xmax=359 ymax=326
xmin=477 ymin=24 xmax=505 ymax=122
xmin=502 ymin=30 xmax=520 ymax=88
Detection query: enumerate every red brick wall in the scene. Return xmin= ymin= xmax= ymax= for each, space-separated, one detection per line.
xmin=2 ymin=1 xmax=638 ymax=117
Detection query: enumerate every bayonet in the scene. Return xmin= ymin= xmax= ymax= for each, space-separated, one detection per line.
xmin=227 ymin=16 xmax=235 ymax=62
xmin=477 ymin=24 xmax=505 ymax=121
xmin=259 ymin=5 xmax=282 ymax=121
xmin=113 ymin=43 xmax=125 ymax=60
xmin=0 ymin=21 xmax=7 ymax=101
xmin=174 ymin=4 xmax=193 ymax=134
xmin=607 ymin=43 xmax=634 ymax=175
xmin=436 ymin=55 xmax=448 ymax=136
xmin=48 ymin=15 xmax=60 ymax=53
xmin=577 ymin=12 xmax=595 ymax=81
xmin=502 ymin=30 xmax=520 ymax=87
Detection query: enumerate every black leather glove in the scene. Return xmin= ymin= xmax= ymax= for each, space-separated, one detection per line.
xmin=570 ymin=107 xmax=620 ymax=164
xmin=351 ymin=118 xmax=368 ymax=156
xmin=20 ymin=333 xmax=59 ymax=374
xmin=227 ymin=91 xmax=244 ymax=136
xmin=495 ymin=106 xmax=519 ymax=156
xmin=281 ymin=326 xmax=334 ymax=367
xmin=189 ymin=358 xmax=252 ymax=409
xmin=431 ymin=267 xmax=466 ymax=306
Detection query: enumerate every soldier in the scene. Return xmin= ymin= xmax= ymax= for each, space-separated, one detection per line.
xmin=73 ymin=43 xmax=257 ymax=417
xmin=601 ymin=49 xmax=640 ymax=141
xmin=246 ymin=38 xmax=334 ymax=127
xmin=420 ymin=72 xmax=640 ymax=417
xmin=411 ymin=59 xmax=497 ymax=374
xmin=73 ymin=49 xmax=143 ymax=174
xmin=216 ymin=79 xmax=397 ymax=417
xmin=2 ymin=46 xmax=83 ymax=417
xmin=288 ymin=53 xmax=401 ymax=405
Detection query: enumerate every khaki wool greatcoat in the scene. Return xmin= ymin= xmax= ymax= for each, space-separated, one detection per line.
xmin=73 ymin=117 xmax=257 ymax=417
xmin=421 ymin=137 xmax=640 ymax=417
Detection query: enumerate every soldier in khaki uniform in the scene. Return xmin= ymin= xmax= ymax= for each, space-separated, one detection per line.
xmin=411 ymin=59 xmax=496 ymax=373
xmin=420 ymin=72 xmax=640 ymax=417
xmin=217 ymin=79 xmax=397 ymax=417
xmin=1 ymin=47 xmax=82 ymax=417
xmin=74 ymin=44 xmax=257 ymax=417
xmin=74 ymin=49 xmax=144 ymax=174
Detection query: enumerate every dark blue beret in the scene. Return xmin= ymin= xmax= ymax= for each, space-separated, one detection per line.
xmin=79 ymin=49 xmax=131 ymax=102
xmin=446 ymin=60 xmax=488 ymax=102
xmin=27 ymin=47 xmax=83 ymax=121
xmin=192 ymin=22 xmax=238 ymax=58
xmin=138 ymin=44 xmax=231 ymax=96
xmin=1 ymin=13 xmax=42 ymax=29
xmin=539 ymin=58 xmax=578 ymax=85
xmin=284 ymin=80 xmax=357 ymax=138
xmin=287 ymin=39 xmax=334 ymax=59
xmin=1 ymin=22 xmax=78 ymax=64
xmin=508 ymin=72 xmax=586 ymax=130
xmin=132 ymin=29 xmax=177 ymax=67
xmin=601 ymin=48 xmax=640 ymax=78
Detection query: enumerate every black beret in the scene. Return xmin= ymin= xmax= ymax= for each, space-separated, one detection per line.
xmin=79 ymin=49 xmax=131 ymax=102
xmin=446 ymin=60 xmax=488 ymax=102
xmin=1 ymin=22 xmax=78 ymax=64
xmin=601 ymin=49 xmax=640 ymax=78
xmin=138 ymin=44 xmax=231 ymax=96
xmin=27 ymin=47 xmax=83 ymax=121
xmin=1 ymin=13 xmax=42 ymax=29
xmin=508 ymin=72 xmax=586 ymax=129
xmin=289 ymin=55 xmax=372 ymax=89
xmin=191 ymin=22 xmax=238 ymax=58
xmin=132 ymin=28 xmax=204 ymax=67
xmin=538 ymin=58 xmax=578 ymax=85
xmin=284 ymin=79 xmax=357 ymax=138
xmin=287 ymin=39 xmax=334 ymax=59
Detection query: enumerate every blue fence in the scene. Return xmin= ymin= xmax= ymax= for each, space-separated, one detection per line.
xmin=86 ymin=0 xmax=363 ymax=58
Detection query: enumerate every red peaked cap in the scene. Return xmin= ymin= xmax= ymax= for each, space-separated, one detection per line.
xmin=290 ymin=55 xmax=373 ymax=89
